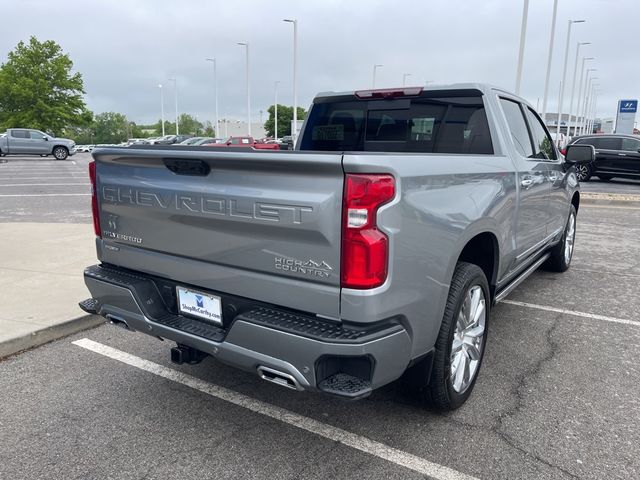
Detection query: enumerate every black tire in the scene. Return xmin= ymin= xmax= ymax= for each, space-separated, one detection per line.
xmin=597 ymin=174 xmax=612 ymax=181
xmin=52 ymin=146 xmax=68 ymax=160
xmin=575 ymin=163 xmax=592 ymax=182
xmin=417 ymin=262 xmax=490 ymax=411
xmin=544 ymin=205 xmax=577 ymax=273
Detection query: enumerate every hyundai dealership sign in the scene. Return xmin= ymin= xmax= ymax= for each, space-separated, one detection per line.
xmin=615 ymin=99 xmax=637 ymax=134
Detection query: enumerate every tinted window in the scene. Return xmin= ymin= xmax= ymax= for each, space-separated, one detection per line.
xmin=499 ymin=99 xmax=533 ymax=157
xmin=11 ymin=129 xmax=28 ymax=139
xmin=29 ymin=130 xmax=45 ymax=140
xmin=300 ymin=93 xmax=493 ymax=154
xmin=621 ymin=138 xmax=640 ymax=152
xmin=525 ymin=108 xmax=557 ymax=160
xmin=598 ymin=137 xmax=622 ymax=150
xmin=575 ymin=137 xmax=602 ymax=148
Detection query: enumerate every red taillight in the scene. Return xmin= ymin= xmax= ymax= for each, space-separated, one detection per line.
xmin=560 ymin=148 xmax=567 ymax=156
xmin=354 ymin=87 xmax=423 ymax=99
xmin=89 ymin=161 xmax=101 ymax=237
xmin=341 ymin=174 xmax=395 ymax=289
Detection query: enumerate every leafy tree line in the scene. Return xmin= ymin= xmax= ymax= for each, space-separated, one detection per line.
xmin=264 ymin=105 xmax=307 ymax=138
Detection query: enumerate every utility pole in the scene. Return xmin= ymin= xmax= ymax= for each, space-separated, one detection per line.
xmin=541 ymin=0 xmax=559 ymax=119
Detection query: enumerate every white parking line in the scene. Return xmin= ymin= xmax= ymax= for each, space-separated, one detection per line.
xmin=72 ymin=338 xmax=478 ymax=480
xmin=502 ymin=300 xmax=640 ymax=327
xmin=0 ymin=177 xmax=87 ymax=180
xmin=0 ymin=193 xmax=91 ymax=197
xmin=0 ymin=183 xmax=90 ymax=187
xmin=581 ymin=204 xmax=640 ymax=211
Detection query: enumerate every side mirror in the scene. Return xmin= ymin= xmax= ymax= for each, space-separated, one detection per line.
xmin=564 ymin=144 xmax=595 ymax=164
xmin=43 ymin=136 xmax=49 ymax=141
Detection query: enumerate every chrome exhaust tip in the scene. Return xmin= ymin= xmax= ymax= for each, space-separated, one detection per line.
xmin=257 ymin=366 xmax=303 ymax=391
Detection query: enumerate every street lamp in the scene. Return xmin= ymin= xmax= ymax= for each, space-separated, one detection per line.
xmin=283 ymin=19 xmax=298 ymax=144
xmin=541 ymin=0 xmax=559 ymax=119
xmin=237 ymin=42 xmax=251 ymax=136
xmin=556 ymin=19 xmax=586 ymax=139
xmin=574 ymin=59 xmax=594 ymax=136
xmin=580 ymin=70 xmax=597 ymax=134
xmin=581 ymin=76 xmax=598 ymax=135
xmin=205 ymin=58 xmax=219 ymax=139
xmin=372 ymin=64 xmax=383 ymax=88
xmin=158 ymin=84 xmax=165 ymax=137
xmin=515 ymin=0 xmax=529 ymax=94
xmin=167 ymin=78 xmax=179 ymax=135
xmin=566 ymin=44 xmax=590 ymax=136
xmin=274 ymin=80 xmax=280 ymax=141
xmin=402 ymin=73 xmax=412 ymax=87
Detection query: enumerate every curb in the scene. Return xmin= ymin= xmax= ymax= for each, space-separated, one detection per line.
xmin=581 ymin=194 xmax=640 ymax=207
xmin=0 ymin=314 xmax=105 ymax=359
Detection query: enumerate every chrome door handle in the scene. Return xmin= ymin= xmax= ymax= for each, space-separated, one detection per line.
xmin=618 ymin=153 xmax=627 ymax=156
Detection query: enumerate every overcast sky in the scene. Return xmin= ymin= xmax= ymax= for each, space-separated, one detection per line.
xmin=1 ymin=0 xmax=637 ymax=125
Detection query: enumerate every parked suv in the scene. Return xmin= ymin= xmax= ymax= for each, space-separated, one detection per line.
xmin=80 ymin=84 xmax=592 ymax=410
xmin=568 ymin=134 xmax=640 ymax=181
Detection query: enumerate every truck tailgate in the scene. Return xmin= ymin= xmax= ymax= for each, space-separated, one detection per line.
xmin=92 ymin=147 xmax=344 ymax=318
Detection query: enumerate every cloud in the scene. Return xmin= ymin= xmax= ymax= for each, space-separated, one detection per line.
xmin=1 ymin=0 xmax=637 ymax=123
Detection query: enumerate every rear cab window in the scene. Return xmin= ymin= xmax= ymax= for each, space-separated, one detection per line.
xmin=300 ymin=89 xmax=493 ymax=154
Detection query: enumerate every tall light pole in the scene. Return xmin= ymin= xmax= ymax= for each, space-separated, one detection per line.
xmin=556 ymin=19 xmax=586 ymax=139
xmin=168 ymin=78 xmax=179 ymax=135
xmin=372 ymin=64 xmax=383 ymax=88
xmin=158 ymin=84 xmax=165 ymax=137
xmin=283 ymin=19 xmax=298 ymax=144
xmin=581 ymin=74 xmax=597 ymax=135
xmin=402 ymin=73 xmax=412 ymax=86
xmin=566 ymin=43 xmax=590 ymax=136
xmin=274 ymin=80 xmax=280 ymax=141
xmin=574 ymin=59 xmax=594 ymax=136
xmin=237 ymin=42 xmax=251 ymax=136
xmin=580 ymin=71 xmax=597 ymax=134
xmin=541 ymin=0 xmax=559 ymax=119
xmin=515 ymin=0 xmax=530 ymax=95
xmin=205 ymin=58 xmax=219 ymax=139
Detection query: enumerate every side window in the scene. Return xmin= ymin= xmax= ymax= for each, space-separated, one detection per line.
xmin=241 ymin=138 xmax=250 ymax=144
xmin=598 ymin=137 xmax=622 ymax=150
xmin=525 ymin=108 xmax=557 ymax=160
xmin=29 ymin=131 xmax=45 ymax=140
xmin=621 ymin=138 xmax=640 ymax=152
xmin=230 ymin=137 xmax=240 ymax=145
xmin=499 ymin=98 xmax=533 ymax=157
xmin=11 ymin=129 xmax=28 ymax=139
xmin=575 ymin=137 xmax=600 ymax=149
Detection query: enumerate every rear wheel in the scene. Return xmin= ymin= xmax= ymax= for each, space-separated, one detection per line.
xmin=417 ymin=262 xmax=490 ymax=410
xmin=544 ymin=205 xmax=576 ymax=272
xmin=575 ymin=163 xmax=592 ymax=182
xmin=53 ymin=146 xmax=68 ymax=160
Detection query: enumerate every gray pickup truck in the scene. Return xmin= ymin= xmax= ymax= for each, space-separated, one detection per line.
xmin=0 ymin=128 xmax=76 ymax=160
xmin=80 ymin=84 xmax=594 ymax=410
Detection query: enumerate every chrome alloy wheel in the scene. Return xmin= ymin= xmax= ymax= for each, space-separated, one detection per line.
xmin=53 ymin=147 xmax=67 ymax=160
xmin=575 ymin=164 xmax=590 ymax=181
xmin=564 ymin=212 xmax=576 ymax=265
xmin=450 ymin=285 xmax=486 ymax=394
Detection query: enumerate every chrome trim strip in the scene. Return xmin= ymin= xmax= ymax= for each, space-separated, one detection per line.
xmin=495 ymin=253 xmax=550 ymax=303
xmin=515 ymin=227 xmax=563 ymax=262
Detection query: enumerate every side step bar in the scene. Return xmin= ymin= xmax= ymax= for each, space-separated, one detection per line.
xmin=495 ymin=253 xmax=550 ymax=303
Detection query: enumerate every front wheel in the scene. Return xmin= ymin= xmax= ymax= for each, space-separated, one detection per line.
xmin=418 ymin=262 xmax=490 ymax=410
xmin=575 ymin=163 xmax=592 ymax=182
xmin=52 ymin=146 xmax=68 ymax=160
xmin=544 ymin=205 xmax=577 ymax=272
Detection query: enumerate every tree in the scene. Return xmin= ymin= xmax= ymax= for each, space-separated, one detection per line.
xmin=0 ymin=36 xmax=92 ymax=134
xmin=92 ymin=112 xmax=128 ymax=144
xmin=264 ymin=105 xmax=307 ymax=138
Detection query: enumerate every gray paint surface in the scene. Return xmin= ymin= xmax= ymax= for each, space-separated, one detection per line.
xmin=87 ymin=84 xmax=579 ymax=389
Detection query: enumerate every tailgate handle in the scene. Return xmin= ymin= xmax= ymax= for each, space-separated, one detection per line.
xmin=163 ymin=158 xmax=210 ymax=176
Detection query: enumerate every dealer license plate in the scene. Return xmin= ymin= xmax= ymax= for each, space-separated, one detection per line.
xmin=176 ymin=287 xmax=222 ymax=325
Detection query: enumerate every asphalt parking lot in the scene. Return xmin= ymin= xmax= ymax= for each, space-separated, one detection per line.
xmin=1 ymin=154 xmax=639 ymax=480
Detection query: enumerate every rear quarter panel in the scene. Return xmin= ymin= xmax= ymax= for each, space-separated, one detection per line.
xmin=341 ymin=148 xmax=517 ymax=358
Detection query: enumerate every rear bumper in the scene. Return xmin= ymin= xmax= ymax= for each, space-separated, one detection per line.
xmin=82 ymin=264 xmax=412 ymax=398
